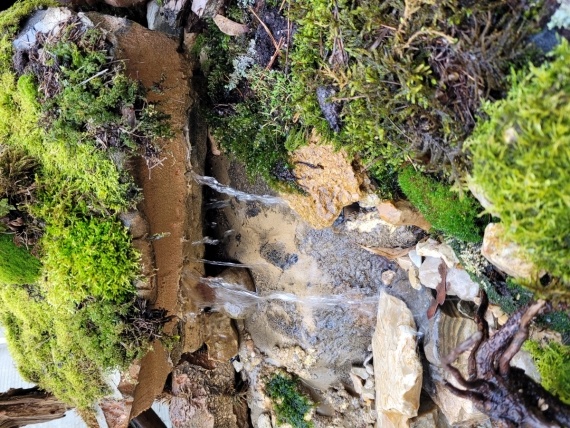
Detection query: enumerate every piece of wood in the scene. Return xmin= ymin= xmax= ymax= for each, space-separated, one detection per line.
xmin=0 ymin=387 xmax=68 ymax=428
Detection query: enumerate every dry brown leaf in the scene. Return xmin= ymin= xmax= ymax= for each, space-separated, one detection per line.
xmin=427 ymin=262 xmax=448 ymax=319
xmin=360 ymin=245 xmax=413 ymax=260
xmin=212 ymin=14 xmax=249 ymax=36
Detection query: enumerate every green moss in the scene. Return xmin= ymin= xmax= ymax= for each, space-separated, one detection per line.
xmin=0 ymin=2 xmax=168 ymax=409
xmin=468 ymin=39 xmax=570 ymax=284
xmin=285 ymin=0 xmax=542 ymax=179
xmin=201 ymin=0 xmax=543 ymax=195
xmin=41 ymin=216 xmax=139 ymax=305
xmin=398 ymin=166 xmax=483 ymax=242
xmin=266 ymin=373 xmax=314 ymax=428
xmin=524 ymin=340 xmax=570 ymax=404
xmin=0 ymin=234 xmax=40 ymax=284
xmin=0 ymin=284 xmax=135 ymax=408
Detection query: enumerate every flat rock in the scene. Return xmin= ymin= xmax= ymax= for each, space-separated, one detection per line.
xmin=13 ymin=7 xmax=76 ymax=51
xmin=481 ymin=223 xmax=540 ymax=280
xmin=423 ymin=310 xmax=489 ymax=426
xmin=376 ymin=200 xmax=431 ymax=231
xmin=415 ymin=239 xmax=459 ymax=268
xmin=418 ymin=256 xmax=479 ymax=302
xmin=283 ymin=138 xmax=366 ymax=229
xmin=373 ymin=292 xmax=422 ymax=427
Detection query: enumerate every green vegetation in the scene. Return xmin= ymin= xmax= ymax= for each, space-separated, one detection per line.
xmin=0 ymin=1 xmax=169 ymax=409
xmin=524 ymin=340 xmax=570 ymax=405
xmin=398 ymin=166 xmax=483 ymax=242
xmin=266 ymin=373 xmax=314 ymax=428
xmin=0 ymin=234 xmax=40 ymax=284
xmin=468 ymin=40 xmax=570 ymax=285
xmin=202 ymin=0 xmax=542 ymax=194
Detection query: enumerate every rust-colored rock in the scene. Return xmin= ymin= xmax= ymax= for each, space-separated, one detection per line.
xmin=85 ymin=12 xmax=206 ymax=420
xmin=481 ymin=223 xmax=540 ymax=280
xmin=283 ymin=136 xmax=366 ymax=229
xmin=170 ymin=361 xmax=239 ymax=428
xmin=100 ymin=398 xmax=133 ymax=428
xmin=376 ymin=200 xmax=432 ymax=231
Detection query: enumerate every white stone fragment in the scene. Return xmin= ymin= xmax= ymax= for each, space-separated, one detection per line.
xmin=416 ymin=239 xmax=459 ymax=268
xmin=373 ymin=292 xmax=422 ymax=427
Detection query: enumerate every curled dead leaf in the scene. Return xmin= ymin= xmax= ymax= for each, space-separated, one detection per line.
xmin=360 ymin=245 xmax=413 ymax=260
xmin=212 ymin=14 xmax=249 ymax=36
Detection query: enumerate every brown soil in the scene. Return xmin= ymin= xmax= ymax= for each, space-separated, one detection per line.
xmin=88 ymin=14 xmax=207 ymax=420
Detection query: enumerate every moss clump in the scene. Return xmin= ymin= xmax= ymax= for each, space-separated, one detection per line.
xmin=286 ymin=0 xmax=541 ymax=179
xmin=398 ymin=166 xmax=483 ymax=242
xmin=0 ymin=284 xmax=135 ymax=408
xmin=266 ymin=373 xmax=314 ymax=428
xmin=524 ymin=340 xmax=570 ymax=404
xmin=468 ymin=40 xmax=570 ymax=285
xmin=0 ymin=2 xmax=169 ymax=409
xmin=201 ymin=0 xmax=543 ymax=195
xmin=0 ymin=234 xmax=40 ymax=284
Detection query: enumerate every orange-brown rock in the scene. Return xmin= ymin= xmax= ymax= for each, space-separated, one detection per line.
xmin=376 ymin=200 xmax=432 ymax=231
xmin=283 ymin=137 xmax=366 ymax=229
xmin=86 ymin=11 xmax=206 ymax=420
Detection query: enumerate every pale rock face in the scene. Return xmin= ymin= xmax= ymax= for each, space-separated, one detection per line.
xmin=395 ymin=256 xmax=421 ymax=290
xmin=373 ymin=292 xmax=422 ymax=428
xmin=433 ymin=383 xmax=488 ymax=427
xmin=376 ymin=200 xmax=432 ymax=231
xmin=418 ymin=256 xmax=479 ymax=302
xmin=423 ymin=310 xmax=490 ymax=427
xmin=415 ymin=239 xmax=459 ymax=268
xmin=481 ymin=223 xmax=540 ymax=280
xmin=13 ymin=8 xmax=81 ymax=50
xmin=257 ymin=414 xmax=272 ymax=428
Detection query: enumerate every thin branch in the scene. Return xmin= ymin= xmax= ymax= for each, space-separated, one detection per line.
xmin=249 ymin=7 xmax=280 ymax=50
xmin=79 ymin=68 xmax=109 ymax=86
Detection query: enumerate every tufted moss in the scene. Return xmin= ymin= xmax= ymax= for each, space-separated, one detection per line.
xmin=524 ymin=340 xmax=570 ymax=404
xmin=0 ymin=234 xmax=40 ymax=285
xmin=398 ymin=166 xmax=483 ymax=242
xmin=266 ymin=373 xmax=314 ymax=428
xmin=0 ymin=2 xmax=168 ymax=409
xmin=468 ymin=39 xmax=570 ymax=285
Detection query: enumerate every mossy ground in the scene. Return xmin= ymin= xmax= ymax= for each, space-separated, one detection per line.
xmin=0 ymin=1 xmax=170 ymax=409
xmin=266 ymin=373 xmax=314 ymax=428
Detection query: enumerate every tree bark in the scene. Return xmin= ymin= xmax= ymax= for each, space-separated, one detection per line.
xmin=0 ymin=387 xmax=68 ymax=428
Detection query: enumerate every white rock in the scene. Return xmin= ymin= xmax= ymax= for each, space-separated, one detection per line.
xmin=396 ymin=256 xmax=421 ymax=290
xmin=445 ymin=268 xmax=480 ymax=302
xmin=362 ymin=389 xmax=375 ymax=401
xmin=408 ymin=250 xmax=422 ymax=268
xmin=416 ymin=239 xmax=459 ymax=268
xmin=146 ymin=1 xmax=177 ymax=35
xmin=13 ymin=8 xmax=90 ymax=50
xmin=419 ymin=257 xmax=479 ymax=302
xmin=364 ymin=378 xmax=375 ymax=390
xmin=511 ymin=350 xmax=541 ymax=383
xmin=382 ymin=270 xmax=397 ymax=285
xmin=232 ymin=359 xmax=244 ymax=373
xmin=434 ymin=382 xmax=488 ymax=427
xmin=351 ymin=366 xmax=370 ymax=380
xmin=418 ymin=257 xmax=443 ymax=289
xmin=350 ymin=372 xmax=364 ymax=395
xmin=481 ymin=223 xmax=540 ymax=280
xmin=373 ymin=292 xmax=422 ymax=427
xmin=257 ymin=413 xmax=273 ymax=428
